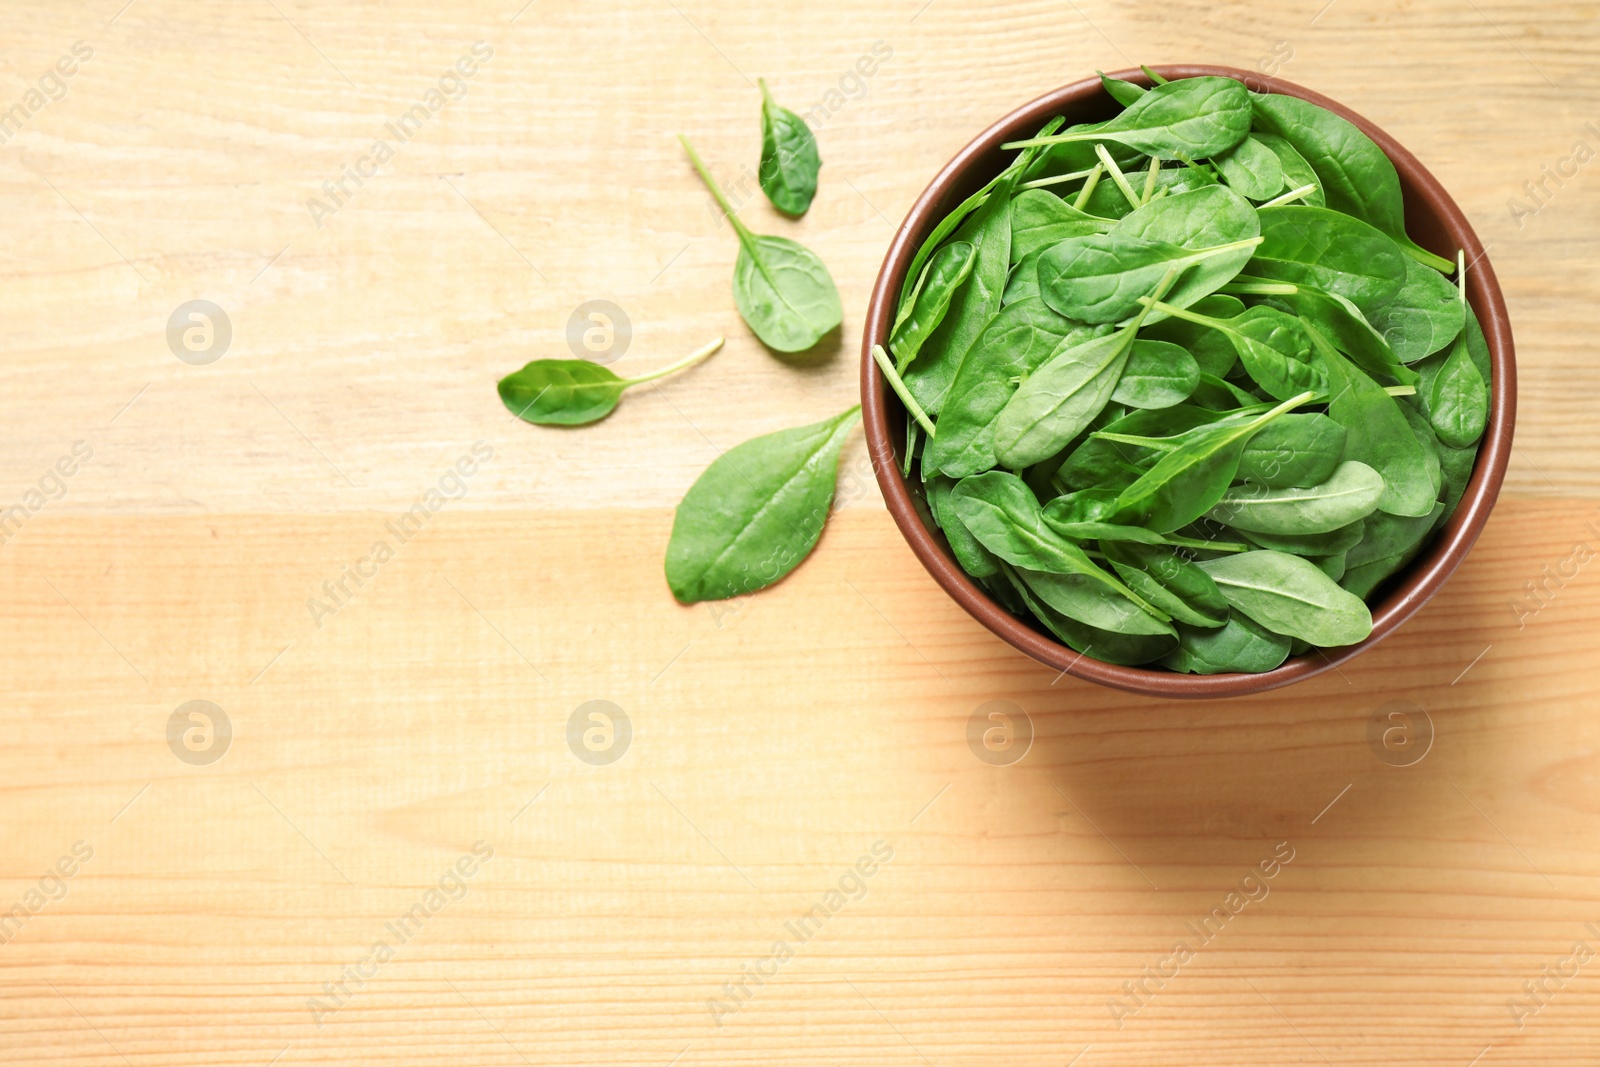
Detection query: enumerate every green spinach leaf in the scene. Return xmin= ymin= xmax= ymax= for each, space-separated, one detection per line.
xmin=891 ymin=240 xmax=976 ymax=369
xmin=758 ymin=79 xmax=821 ymax=215
xmin=1304 ymin=317 xmax=1437 ymax=517
xmin=1249 ymin=91 xmax=1454 ymax=272
xmin=499 ymin=338 xmax=723 ymax=425
xmin=1213 ymin=134 xmax=1285 ymax=201
xmin=1200 ymin=549 xmax=1373 ymax=646
xmin=1112 ymin=339 xmax=1200 ymax=409
xmin=923 ymin=298 xmax=1090 ymax=478
xmin=1008 ymin=77 xmax=1252 ymax=161
xmin=1235 ymin=412 xmax=1346 ymax=487
xmin=1249 ymin=205 xmax=1407 ymax=318
xmin=682 ymin=136 xmax=841 ymax=352
xmin=665 ymin=406 xmax=859 ymax=602
xmin=1205 ymin=460 xmax=1384 ymax=535
xmin=1162 ymin=613 xmax=1292 ymax=674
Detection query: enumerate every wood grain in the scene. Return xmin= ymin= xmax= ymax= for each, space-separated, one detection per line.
xmin=1 ymin=1 xmax=1598 ymax=1064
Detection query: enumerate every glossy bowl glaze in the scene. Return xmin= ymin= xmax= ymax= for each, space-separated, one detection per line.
xmin=860 ymin=64 xmax=1516 ymax=698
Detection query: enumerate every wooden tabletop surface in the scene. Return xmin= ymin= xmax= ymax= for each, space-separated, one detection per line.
xmin=3 ymin=1 xmax=1598 ymax=1064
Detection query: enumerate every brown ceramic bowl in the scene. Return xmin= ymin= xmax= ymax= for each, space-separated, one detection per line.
xmin=861 ymin=64 xmax=1516 ymax=698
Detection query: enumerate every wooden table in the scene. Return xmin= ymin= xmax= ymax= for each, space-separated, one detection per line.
xmin=2 ymin=1 xmax=1597 ymax=1063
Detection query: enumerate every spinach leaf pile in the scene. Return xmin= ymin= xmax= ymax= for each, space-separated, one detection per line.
xmin=881 ymin=74 xmax=1490 ymax=674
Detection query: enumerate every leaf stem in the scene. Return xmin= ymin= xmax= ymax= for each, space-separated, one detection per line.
xmin=1402 ymin=241 xmax=1457 ymax=274
xmin=1137 ymin=296 xmax=1227 ymax=331
xmin=622 ymin=336 xmax=725 ymax=385
xmin=679 ymin=135 xmax=750 ymax=241
xmin=1020 ymin=167 xmax=1097 ymax=191
xmin=1220 ymin=280 xmax=1297 ymax=295
xmin=1095 ymin=143 xmax=1141 ymax=208
xmin=1163 ymin=534 xmax=1250 ymax=553
xmin=1139 ymin=156 xmax=1161 ymax=205
xmin=1259 ymin=182 xmax=1319 ymax=209
xmin=1071 ymin=163 xmax=1104 ymax=211
xmin=871 ymin=344 xmax=937 ymax=437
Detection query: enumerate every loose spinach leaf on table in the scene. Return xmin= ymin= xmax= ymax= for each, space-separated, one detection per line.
xmin=682 ymin=136 xmax=841 ymax=352
xmin=1199 ymin=549 xmax=1374 ymax=646
xmin=499 ymin=338 xmax=723 ymax=425
xmin=758 ymin=79 xmax=821 ymax=216
xmin=665 ymin=406 xmax=859 ymax=603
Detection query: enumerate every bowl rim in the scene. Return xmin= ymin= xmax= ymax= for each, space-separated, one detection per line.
xmin=859 ymin=63 xmax=1517 ymax=699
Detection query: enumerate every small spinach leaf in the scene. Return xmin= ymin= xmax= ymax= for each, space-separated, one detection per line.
xmin=682 ymin=136 xmax=841 ymax=352
xmin=499 ymin=338 xmax=723 ymax=425
xmin=1112 ymin=339 xmax=1201 ymax=409
xmin=758 ymin=79 xmax=821 ymax=216
xmin=1213 ymin=134 xmax=1285 ymax=201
